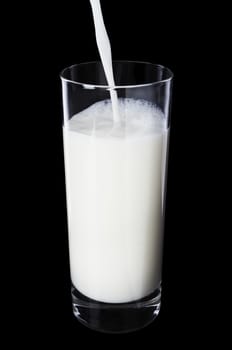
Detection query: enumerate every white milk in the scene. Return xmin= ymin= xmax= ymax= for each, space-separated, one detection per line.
xmin=89 ymin=0 xmax=120 ymax=123
xmin=63 ymin=99 xmax=168 ymax=303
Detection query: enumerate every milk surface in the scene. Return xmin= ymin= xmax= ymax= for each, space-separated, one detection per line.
xmin=63 ymin=99 xmax=168 ymax=303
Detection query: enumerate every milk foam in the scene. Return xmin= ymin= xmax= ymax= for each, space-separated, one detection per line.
xmin=69 ymin=98 xmax=165 ymax=137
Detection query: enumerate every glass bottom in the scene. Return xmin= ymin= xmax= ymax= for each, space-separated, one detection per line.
xmin=72 ymin=284 xmax=161 ymax=333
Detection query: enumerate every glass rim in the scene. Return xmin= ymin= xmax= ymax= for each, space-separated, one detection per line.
xmin=60 ymin=60 xmax=174 ymax=89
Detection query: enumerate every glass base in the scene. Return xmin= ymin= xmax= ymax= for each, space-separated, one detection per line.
xmin=71 ymin=284 xmax=161 ymax=333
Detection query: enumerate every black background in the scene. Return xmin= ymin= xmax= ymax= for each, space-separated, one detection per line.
xmin=5 ymin=0 xmax=222 ymax=346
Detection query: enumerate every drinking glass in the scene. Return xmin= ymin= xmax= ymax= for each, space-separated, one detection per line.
xmin=60 ymin=61 xmax=173 ymax=333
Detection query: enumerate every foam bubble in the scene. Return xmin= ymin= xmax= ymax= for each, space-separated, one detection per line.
xmin=68 ymin=98 xmax=166 ymax=138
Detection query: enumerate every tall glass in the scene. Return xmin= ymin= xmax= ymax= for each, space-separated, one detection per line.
xmin=60 ymin=61 xmax=173 ymax=333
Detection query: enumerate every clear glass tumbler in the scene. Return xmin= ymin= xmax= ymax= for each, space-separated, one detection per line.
xmin=60 ymin=61 xmax=173 ymax=333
